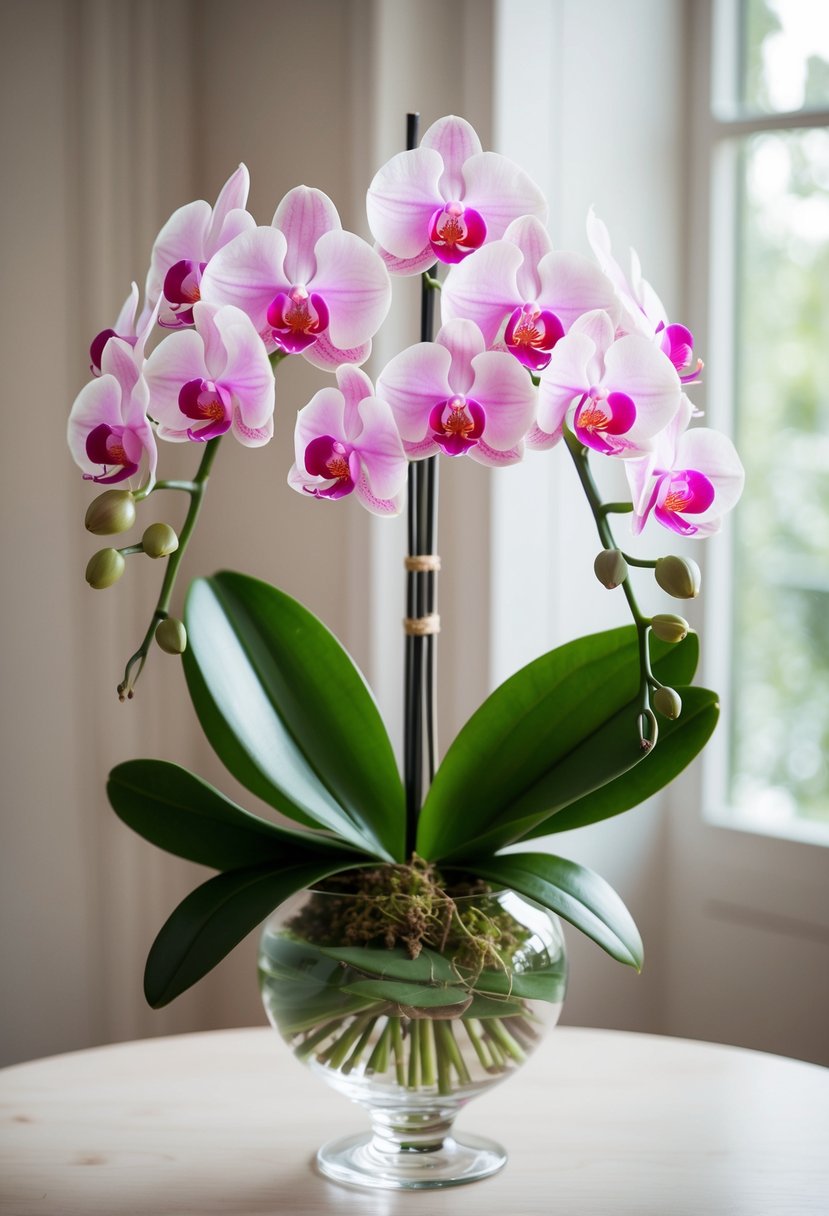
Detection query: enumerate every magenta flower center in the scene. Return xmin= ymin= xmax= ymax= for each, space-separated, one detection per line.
xmin=178 ymin=378 xmax=232 ymax=441
xmin=654 ymin=469 xmax=716 ymax=535
xmin=84 ymin=423 xmax=139 ymax=484
xmin=428 ymin=202 xmax=487 ymax=264
xmin=428 ymin=395 xmax=486 ymax=456
xmin=574 ymin=390 xmax=636 ymax=455
xmin=505 ymin=304 xmax=565 ymax=371
xmin=303 ymin=435 xmax=356 ymax=499
xmin=267 ymin=286 xmax=330 ymax=353
xmin=161 ymin=260 xmax=206 ymax=329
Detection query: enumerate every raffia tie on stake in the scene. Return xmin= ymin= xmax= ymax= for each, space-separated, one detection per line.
xmin=404 ymin=554 xmax=441 ymax=636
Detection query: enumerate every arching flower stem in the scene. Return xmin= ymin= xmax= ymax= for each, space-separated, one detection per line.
xmin=563 ymin=428 xmax=658 ymax=748
xmin=117 ymin=436 xmax=222 ymax=700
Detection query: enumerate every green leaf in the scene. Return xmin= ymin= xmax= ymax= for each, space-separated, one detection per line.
xmin=467 ymin=963 xmax=567 ymax=1004
xmin=144 ymin=858 xmax=357 ymax=1008
xmin=316 ymin=945 xmax=459 ymax=985
xmin=183 ymin=571 xmax=405 ymax=861
xmin=417 ymin=627 xmax=699 ymax=861
xmin=342 ymin=979 xmax=472 ymax=1009
xmin=108 ymin=759 xmax=366 ymax=871
xmin=518 ymin=686 xmax=720 ymax=839
xmin=468 ymin=853 xmax=643 ymax=970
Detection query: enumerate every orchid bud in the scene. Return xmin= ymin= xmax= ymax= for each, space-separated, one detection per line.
xmin=653 ymin=686 xmax=682 ymax=719
xmin=84 ymin=489 xmax=136 ymax=536
xmin=654 ymin=555 xmax=701 ymax=599
xmin=142 ymin=522 xmax=179 ymax=559
xmin=593 ymin=548 xmax=628 ymax=589
xmin=85 ymin=548 xmax=125 ymax=589
xmin=155 ymin=617 xmax=187 ymax=655
xmin=651 ymin=614 xmax=690 ymax=644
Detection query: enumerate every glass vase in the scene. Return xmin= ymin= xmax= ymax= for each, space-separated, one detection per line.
xmin=258 ymin=882 xmax=567 ymax=1190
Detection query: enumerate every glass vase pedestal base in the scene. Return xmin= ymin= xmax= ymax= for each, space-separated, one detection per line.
xmin=316 ymin=1123 xmax=506 ymax=1190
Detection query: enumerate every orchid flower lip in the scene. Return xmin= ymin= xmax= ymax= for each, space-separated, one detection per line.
xmin=428 ymin=394 xmax=486 ymax=456
xmin=303 ymin=434 xmax=357 ymax=498
xmin=504 ymin=303 xmax=564 ymax=371
xmin=428 ymin=203 xmax=486 ymax=264
xmin=84 ymin=423 xmax=139 ymax=484
xmin=574 ymin=390 xmax=637 ymax=455
xmin=267 ymin=288 xmax=330 ymax=353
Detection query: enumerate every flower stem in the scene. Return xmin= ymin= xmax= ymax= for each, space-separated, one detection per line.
xmin=117 ymin=437 xmax=221 ymax=700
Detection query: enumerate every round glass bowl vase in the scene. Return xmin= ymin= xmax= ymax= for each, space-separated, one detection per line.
xmin=258 ymin=884 xmax=567 ymax=1190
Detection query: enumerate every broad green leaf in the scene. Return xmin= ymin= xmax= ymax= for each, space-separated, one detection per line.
xmin=317 ymin=945 xmax=459 ymax=985
xmin=417 ymin=627 xmax=699 ymax=861
xmin=468 ymin=964 xmax=567 ymax=1004
xmin=184 ymin=572 xmax=405 ymax=861
xmin=463 ymin=993 xmax=526 ymax=1018
xmin=468 ymin=853 xmax=643 ymax=970
xmin=518 ymin=686 xmax=720 ymax=839
xmin=342 ymin=979 xmax=472 ymax=1009
xmin=108 ymin=759 xmax=366 ymax=871
xmin=144 ymin=858 xmax=357 ymax=1008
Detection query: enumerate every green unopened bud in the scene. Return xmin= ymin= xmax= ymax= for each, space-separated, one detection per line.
xmin=84 ymin=489 xmax=136 ymax=536
xmin=155 ymin=617 xmax=187 ymax=655
xmin=653 ymin=686 xmax=682 ymax=719
xmin=651 ymin=613 xmax=690 ymax=644
xmin=142 ymin=522 xmax=179 ymax=559
xmin=654 ymin=555 xmax=701 ymax=599
xmin=593 ymin=548 xmax=628 ymax=589
xmin=85 ymin=548 xmax=125 ymax=589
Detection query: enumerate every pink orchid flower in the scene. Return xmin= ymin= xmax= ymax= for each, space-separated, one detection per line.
xmin=89 ymin=282 xmax=157 ymax=376
xmin=199 ymin=186 xmax=391 ymax=371
xmin=587 ymin=209 xmax=702 ymax=383
xmin=366 ymin=115 xmax=547 ymax=276
xmin=145 ymin=164 xmax=255 ymax=331
xmin=288 ymin=366 xmax=407 ymax=516
xmin=625 ymin=397 xmax=744 ymax=537
xmin=144 ymin=303 xmax=274 ymax=446
xmin=376 ymin=319 xmax=536 ymax=465
xmin=529 ymin=310 xmax=681 ymax=456
xmin=68 ymin=337 xmax=157 ymax=488
xmin=441 ymin=215 xmax=618 ymax=371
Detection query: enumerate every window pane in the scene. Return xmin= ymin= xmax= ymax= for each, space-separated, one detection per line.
xmin=729 ymin=127 xmax=829 ymax=834
xmin=741 ymin=0 xmax=829 ymax=114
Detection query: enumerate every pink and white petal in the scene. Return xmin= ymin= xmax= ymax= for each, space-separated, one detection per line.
xmin=420 ymin=115 xmax=483 ymax=200
xmin=335 ymin=365 xmax=374 ymax=437
xmin=200 ymin=227 xmax=288 ymax=330
xmin=676 ymin=427 xmax=745 ymax=518
xmin=624 ymin=452 xmax=658 ymax=517
xmin=113 ymin=282 xmax=140 ymax=335
xmin=404 ymin=436 xmax=440 ymax=460
xmin=273 ymin=186 xmax=342 ymax=285
xmin=603 ymin=336 xmax=681 ymax=439
xmin=231 ymin=408 xmax=274 ymax=448
xmin=569 ymin=308 xmax=615 ymax=360
xmin=354 ymin=473 xmax=405 ymax=517
xmin=461 ymin=152 xmax=548 ymax=238
xmin=525 ymin=421 xmax=564 ymax=451
xmin=98 ymin=330 xmax=138 ymax=384
xmin=294 ymin=388 xmax=347 ymax=462
xmin=585 ymin=209 xmax=647 ymax=337
xmin=155 ymin=422 xmax=192 ymax=443
xmin=302 ymin=332 xmax=372 ymax=371
xmin=310 ymin=229 xmax=391 ymax=348
xmin=192 ymin=302 xmax=226 ymax=379
xmin=376 ymin=342 xmax=452 ymax=443
xmin=144 ymin=329 xmax=208 ymax=428
xmin=146 ymin=199 xmax=211 ymax=306
xmin=377 ymin=243 xmax=437 ymax=276
xmin=67 ymin=375 xmax=124 ymax=471
xmin=504 ymin=215 xmax=553 ymax=302
xmin=537 ymin=330 xmax=595 ymax=432
xmin=440 ymin=241 xmax=522 ymax=345
xmin=470 ymin=350 xmax=537 ymax=449
xmin=629 ymin=247 xmax=666 ymax=330
xmin=470 ymin=438 xmax=525 ymax=467
xmin=537 ymin=251 xmax=619 ymax=331
xmin=211 ymin=207 xmax=256 ymax=257
xmin=213 ymin=305 xmax=275 ymax=429
xmin=436 ymin=318 xmax=487 ymax=394
xmin=352 ymin=396 xmax=407 ymax=500
xmin=206 ymin=164 xmax=250 ymax=251
xmin=366 ymin=147 xmax=444 ymax=258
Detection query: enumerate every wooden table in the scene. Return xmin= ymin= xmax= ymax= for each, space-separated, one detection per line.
xmin=1 ymin=1026 xmax=827 ymax=1214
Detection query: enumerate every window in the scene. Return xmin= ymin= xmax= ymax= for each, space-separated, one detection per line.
xmin=705 ymin=0 xmax=829 ymax=840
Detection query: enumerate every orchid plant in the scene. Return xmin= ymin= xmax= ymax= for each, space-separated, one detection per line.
xmin=69 ymin=115 xmax=743 ymax=1017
